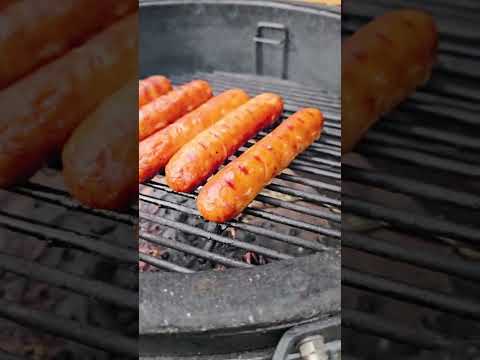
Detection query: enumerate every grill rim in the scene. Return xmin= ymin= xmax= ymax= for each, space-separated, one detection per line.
xmin=139 ymin=252 xmax=340 ymax=356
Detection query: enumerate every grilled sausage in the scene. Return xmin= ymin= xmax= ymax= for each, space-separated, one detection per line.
xmin=63 ymin=81 xmax=137 ymax=209
xmin=0 ymin=14 xmax=137 ymax=188
xmin=139 ymin=89 xmax=250 ymax=183
xmin=342 ymin=9 xmax=437 ymax=154
xmin=165 ymin=93 xmax=283 ymax=193
xmin=197 ymin=108 xmax=324 ymax=222
xmin=0 ymin=0 xmax=137 ymax=89
xmin=139 ymin=75 xmax=172 ymax=107
xmin=139 ymin=80 xmax=213 ymax=140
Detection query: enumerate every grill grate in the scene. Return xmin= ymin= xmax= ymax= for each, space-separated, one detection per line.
xmin=0 ymin=176 xmax=138 ymax=357
xmin=342 ymin=1 xmax=480 ymax=357
xmin=139 ymin=71 xmax=342 ymax=273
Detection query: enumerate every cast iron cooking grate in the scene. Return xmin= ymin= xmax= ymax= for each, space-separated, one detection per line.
xmin=0 ymin=172 xmax=138 ymax=356
xmin=342 ymin=1 xmax=480 ymax=357
xmin=139 ymin=71 xmax=342 ymax=274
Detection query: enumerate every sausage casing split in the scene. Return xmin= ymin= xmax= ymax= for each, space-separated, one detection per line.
xmin=138 ymin=80 xmax=213 ymax=140
xmin=139 ymin=75 xmax=172 ymax=107
xmin=63 ymin=81 xmax=137 ymax=209
xmin=139 ymin=89 xmax=249 ymax=183
xmin=0 ymin=14 xmax=137 ymax=187
xmin=0 ymin=0 xmax=137 ymax=89
xmin=197 ymin=108 xmax=324 ymax=223
xmin=165 ymin=93 xmax=284 ymax=193
xmin=342 ymin=9 xmax=438 ymax=154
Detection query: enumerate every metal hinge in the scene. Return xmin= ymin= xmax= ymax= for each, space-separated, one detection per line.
xmin=254 ymin=22 xmax=289 ymax=79
xmin=272 ymin=316 xmax=341 ymax=360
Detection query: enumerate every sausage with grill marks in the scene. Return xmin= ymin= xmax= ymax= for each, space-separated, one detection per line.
xmin=63 ymin=80 xmax=137 ymax=209
xmin=197 ymin=108 xmax=324 ymax=223
xmin=165 ymin=93 xmax=283 ymax=193
xmin=0 ymin=14 xmax=137 ymax=187
xmin=0 ymin=0 xmax=137 ymax=89
xmin=139 ymin=88 xmax=249 ymax=183
xmin=139 ymin=75 xmax=172 ymax=107
xmin=342 ymin=9 xmax=437 ymax=154
xmin=139 ymin=80 xmax=212 ymax=140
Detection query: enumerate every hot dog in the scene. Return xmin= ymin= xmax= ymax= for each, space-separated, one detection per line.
xmin=63 ymin=81 xmax=137 ymax=209
xmin=165 ymin=93 xmax=283 ymax=193
xmin=139 ymin=89 xmax=250 ymax=183
xmin=139 ymin=80 xmax=213 ymax=140
xmin=0 ymin=0 xmax=137 ymax=89
xmin=342 ymin=9 xmax=437 ymax=154
xmin=197 ymin=108 xmax=324 ymax=223
xmin=139 ymin=75 xmax=172 ymax=107
xmin=0 ymin=14 xmax=137 ymax=188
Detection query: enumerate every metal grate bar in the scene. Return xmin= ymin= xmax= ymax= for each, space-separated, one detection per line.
xmin=142 ymin=212 xmax=294 ymax=260
xmin=364 ymin=130 xmax=480 ymax=165
xmin=145 ymin=180 xmax=340 ymax=225
xmin=277 ymin=173 xmax=341 ymax=194
xmin=343 ymin=165 xmax=480 ymax=210
xmin=289 ymin=162 xmax=341 ymax=179
xmin=12 ymin=183 xmax=136 ymax=225
xmin=142 ymin=191 xmax=331 ymax=252
xmin=0 ymin=211 xmax=137 ymax=263
xmin=142 ymin=186 xmax=340 ymax=238
xmin=255 ymin=194 xmax=340 ymax=223
xmin=0 ymin=252 xmax=137 ymax=309
xmin=0 ymin=299 xmax=137 ymax=357
xmin=343 ymin=232 xmax=480 ymax=283
xmin=343 ymin=267 xmax=480 ymax=321
xmin=358 ymin=144 xmax=480 ymax=178
xmin=372 ymin=111 xmax=480 ymax=150
xmin=140 ymin=253 xmax=194 ymax=274
xmin=140 ymin=233 xmax=252 ymax=269
xmin=343 ymin=196 xmax=480 ymax=246
xmin=343 ymin=309 xmax=451 ymax=350
xmin=176 ymin=73 xmax=340 ymax=115
xmin=266 ymin=184 xmax=340 ymax=206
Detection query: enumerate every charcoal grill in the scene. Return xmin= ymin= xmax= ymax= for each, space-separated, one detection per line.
xmin=139 ymin=1 xmax=341 ymax=358
xmin=342 ymin=0 xmax=480 ymax=358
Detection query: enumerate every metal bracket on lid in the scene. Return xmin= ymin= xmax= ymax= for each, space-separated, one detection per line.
xmin=272 ymin=316 xmax=341 ymax=360
xmin=254 ymin=22 xmax=289 ymax=79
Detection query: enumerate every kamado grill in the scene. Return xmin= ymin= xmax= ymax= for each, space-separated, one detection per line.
xmin=139 ymin=1 xmax=341 ymax=359
xmin=342 ymin=0 xmax=480 ymax=358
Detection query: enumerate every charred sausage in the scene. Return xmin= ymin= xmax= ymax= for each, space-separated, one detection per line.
xmin=197 ymin=108 xmax=324 ymax=223
xmin=138 ymin=80 xmax=213 ymax=140
xmin=342 ymin=9 xmax=437 ymax=154
xmin=63 ymin=81 xmax=137 ymax=209
xmin=0 ymin=0 xmax=137 ymax=89
xmin=139 ymin=75 xmax=172 ymax=107
xmin=0 ymin=14 xmax=137 ymax=187
xmin=139 ymin=89 xmax=249 ymax=183
xmin=165 ymin=93 xmax=284 ymax=193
